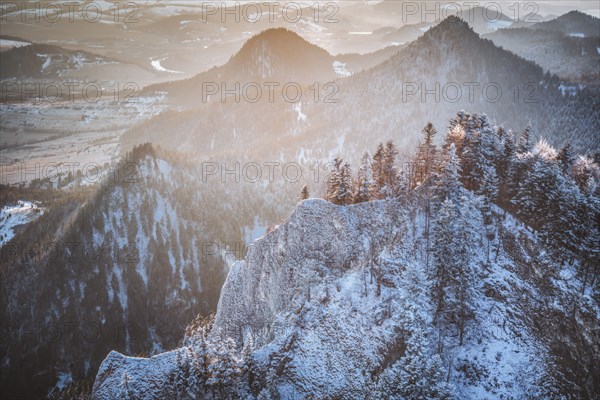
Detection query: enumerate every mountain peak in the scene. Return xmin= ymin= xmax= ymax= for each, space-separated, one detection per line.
xmin=236 ymin=27 xmax=327 ymax=56
xmin=227 ymin=27 xmax=334 ymax=81
xmin=433 ymin=15 xmax=474 ymax=33
xmin=556 ymin=9 xmax=599 ymax=22
xmin=563 ymin=10 xmax=589 ymax=17
xmin=243 ymin=28 xmax=309 ymax=47
xmin=420 ymin=16 xmax=479 ymax=43
xmin=531 ymin=9 xmax=599 ymax=36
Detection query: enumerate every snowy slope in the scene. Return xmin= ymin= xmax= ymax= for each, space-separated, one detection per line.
xmin=0 ymin=200 xmax=43 ymax=246
xmin=0 ymin=148 xmax=228 ymax=398
xmin=92 ymin=194 xmax=598 ymax=399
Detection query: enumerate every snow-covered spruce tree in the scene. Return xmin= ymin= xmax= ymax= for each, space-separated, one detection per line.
xmin=172 ymin=314 xmax=214 ymax=397
xmin=432 ymin=145 xmax=481 ymax=346
xmin=512 ymin=149 xmax=598 ymax=270
xmin=327 ymin=157 xmax=354 ymax=205
xmin=430 ymin=199 xmax=457 ymax=326
xmin=443 ymin=124 xmax=465 ymax=159
xmin=454 ymin=192 xmax=481 ymax=346
xmin=396 ymin=168 xmax=409 ymax=196
xmin=326 ymin=157 xmax=342 ymax=204
xmin=414 ymin=123 xmax=438 ymax=188
xmin=458 ymin=114 xmax=500 ymax=195
xmin=376 ymin=262 xmax=451 ymax=400
xmin=355 ymin=151 xmax=376 ymax=203
xmin=458 ymin=121 xmax=483 ymax=192
xmin=556 ymin=142 xmax=574 ymax=176
xmin=578 ymin=193 xmax=600 ymax=292
xmin=572 ymin=155 xmax=599 ymax=195
xmin=168 ymin=347 xmax=207 ymax=399
xmin=378 ymin=328 xmax=451 ymax=400
xmin=480 ymin=164 xmax=499 ymax=218
xmin=435 ymin=144 xmax=462 ymax=203
xmin=497 ymin=130 xmax=516 ymax=205
xmin=205 ymin=338 xmax=242 ymax=398
xmin=518 ymin=125 xmax=533 ymax=154
xmin=513 ymin=157 xmax=558 ymax=232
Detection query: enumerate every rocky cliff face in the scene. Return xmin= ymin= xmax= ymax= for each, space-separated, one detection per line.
xmin=91 ymin=195 xmax=599 ymax=399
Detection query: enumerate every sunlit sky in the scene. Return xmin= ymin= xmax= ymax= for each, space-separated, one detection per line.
xmin=165 ymin=0 xmax=600 ymax=18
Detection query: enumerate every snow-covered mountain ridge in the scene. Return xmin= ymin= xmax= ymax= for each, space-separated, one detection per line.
xmin=91 ymin=191 xmax=599 ymax=399
xmin=0 ymin=145 xmax=229 ymax=398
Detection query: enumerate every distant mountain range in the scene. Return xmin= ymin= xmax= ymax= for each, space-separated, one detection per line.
xmin=0 ymin=38 xmax=120 ymax=80
xmin=132 ymin=16 xmax=599 ymax=162
xmin=529 ymin=10 xmax=600 ymax=36
xmin=486 ymin=11 xmax=600 ymax=82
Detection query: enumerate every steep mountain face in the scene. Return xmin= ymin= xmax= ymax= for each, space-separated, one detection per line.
xmin=0 ymin=146 xmax=229 ymax=398
xmin=129 ymin=17 xmax=600 ymax=163
xmin=91 ymin=194 xmax=599 ymax=399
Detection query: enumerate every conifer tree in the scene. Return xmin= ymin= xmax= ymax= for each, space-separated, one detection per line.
xmin=378 ymin=329 xmax=450 ymax=400
xmin=481 ymin=164 xmax=499 ymax=211
xmin=443 ymin=124 xmax=465 ymax=157
xmin=327 ymin=158 xmax=353 ymax=205
xmin=415 ymin=123 xmax=438 ymax=187
xmin=326 ymin=157 xmax=342 ymax=203
xmin=382 ymin=140 xmax=399 ymax=197
xmin=556 ymin=142 xmax=574 ymax=176
xmin=372 ymin=143 xmax=386 ymax=197
xmin=436 ymin=144 xmax=462 ymax=203
xmin=355 ymin=151 xmax=375 ymax=203
xmin=300 ymin=185 xmax=310 ymax=200
xmin=518 ymin=125 xmax=533 ymax=154
xmin=497 ymin=131 xmax=516 ymax=194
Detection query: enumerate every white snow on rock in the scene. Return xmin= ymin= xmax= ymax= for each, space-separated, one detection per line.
xmin=92 ymin=195 xmax=594 ymax=399
xmin=92 ymin=350 xmax=188 ymax=399
xmin=0 ymin=201 xmax=43 ymax=247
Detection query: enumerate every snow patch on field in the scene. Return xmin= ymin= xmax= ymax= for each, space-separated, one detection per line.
xmin=0 ymin=39 xmax=31 ymax=50
xmin=151 ymin=58 xmax=183 ymax=74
